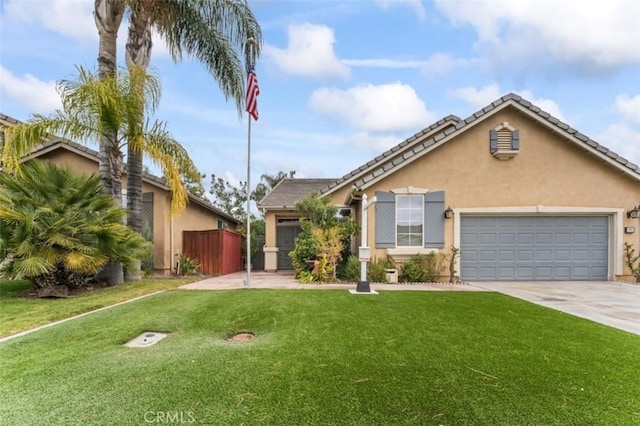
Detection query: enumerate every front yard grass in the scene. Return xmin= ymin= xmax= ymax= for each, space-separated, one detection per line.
xmin=0 ymin=289 xmax=638 ymax=425
xmin=0 ymin=277 xmax=198 ymax=337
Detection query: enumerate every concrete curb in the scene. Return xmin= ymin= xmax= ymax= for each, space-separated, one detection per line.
xmin=0 ymin=290 xmax=166 ymax=344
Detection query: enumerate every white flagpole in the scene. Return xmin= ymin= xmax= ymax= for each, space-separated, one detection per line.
xmin=244 ymin=38 xmax=256 ymax=290
xmin=245 ymin=113 xmax=252 ymax=289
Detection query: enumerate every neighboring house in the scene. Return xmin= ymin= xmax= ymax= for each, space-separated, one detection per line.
xmin=259 ymin=93 xmax=640 ymax=282
xmin=0 ymin=113 xmax=241 ymax=275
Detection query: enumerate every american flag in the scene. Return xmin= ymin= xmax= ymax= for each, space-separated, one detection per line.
xmin=246 ymin=65 xmax=260 ymax=121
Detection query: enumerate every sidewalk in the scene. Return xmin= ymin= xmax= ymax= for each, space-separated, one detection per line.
xmin=180 ymin=271 xmax=490 ymax=292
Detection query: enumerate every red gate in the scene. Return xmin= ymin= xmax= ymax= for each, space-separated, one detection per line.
xmin=182 ymin=229 xmax=243 ymax=275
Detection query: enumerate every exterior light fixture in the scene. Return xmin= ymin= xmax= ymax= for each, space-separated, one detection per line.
xmin=444 ymin=206 xmax=454 ymax=219
xmin=627 ymin=205 xmax=640 ymax=219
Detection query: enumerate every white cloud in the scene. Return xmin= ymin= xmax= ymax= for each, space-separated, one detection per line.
xmin=264 ymin=23 xmax=350 ymax=79
xmin=615 ymin=94 xmax=640 ymax=124
xmin=349 ymin=131 xmax=401 ymax=153
xmin=343 ymin=53 xmax=474 ymax=74
xmin=3 ymin=0 xmax=96 ymax=42
xmin=435 ymin=0 xmax=640 ymax=69
xmin=309 ymin=82 xmax=434 ymax=133
xmin=0 ymin=66 xmax=61 ymax=113
xmin=596 ymin=123 xmax=640 ymax=166
xmin=451 ymin=83 xmax=501 ymax=109
xmin=451 ymin=83 xmax=566 ymax=121
xmin=375 ymin=0 xmax=426 ymax=20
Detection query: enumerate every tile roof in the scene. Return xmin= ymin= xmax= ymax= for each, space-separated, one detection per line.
xmin=257 ymin=178 xmax=337 ymax=209
xmin=0 ymin=112 xmax=241 ymax=224
xmin=343 ymin=92 xmax=640 ymax=191
xmin=320 ymin=114 xmax=461 ymax=194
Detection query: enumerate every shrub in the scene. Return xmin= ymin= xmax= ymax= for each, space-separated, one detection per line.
xmin=177 ymin=254 xmax=201 ymax=276
xmin=623 ymin=243 xmax=640 ymax=282
xmin=400 ymin=253 xmax=445 ymax=283
xmin=339 ymin=254 xmax=361 ymax=282
xmin=0 ymin=160 xmax=149 ymax=289
xmin=289 ymin=193 xmax=358 ymax=282
xmin=368 ymin=257 xmax=394 ymax=283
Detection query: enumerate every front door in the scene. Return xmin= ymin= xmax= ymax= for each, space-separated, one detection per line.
xmin=276 ymin=223 xmax=302 ymax=270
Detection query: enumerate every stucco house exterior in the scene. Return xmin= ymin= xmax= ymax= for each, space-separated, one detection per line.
xmin=259 ymin=93 xmax=640 ymax=282
xmin=0 ymin=113 xmax=240 ymax=275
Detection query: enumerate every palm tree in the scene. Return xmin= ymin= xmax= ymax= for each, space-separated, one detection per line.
xmin=0 ymin=160 xmax=148 ymax=290
xmin=124 ymin=0 xmax=262 ymax=234
xmin=94 ymin=0 xmax=125 ymax=202
xmin=1 ymin=66 xmax=202 ymax=284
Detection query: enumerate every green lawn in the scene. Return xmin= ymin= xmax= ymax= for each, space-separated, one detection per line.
xmin=0 ymin=278 xmax=198 ymax=337
xmin=1 ymin=289 xmax=639 ymax=425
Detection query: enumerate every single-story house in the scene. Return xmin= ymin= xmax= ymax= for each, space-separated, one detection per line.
xmin=258 ymin=93 xmax=640 ymax=282
xmin=0 ymin=113 xmax=241 ymax=275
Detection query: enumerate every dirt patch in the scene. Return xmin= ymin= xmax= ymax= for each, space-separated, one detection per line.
xmin=226 ymin=332 xmax=256 ymax=342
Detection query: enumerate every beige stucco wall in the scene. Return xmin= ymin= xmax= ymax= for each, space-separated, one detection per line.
xmin=35 ymin=150 xmax=99 ymax=175
xmin=36 ymin=146 xmax=236 ymax=274
xmin=327 ymin=107 xmax=639 ymax=280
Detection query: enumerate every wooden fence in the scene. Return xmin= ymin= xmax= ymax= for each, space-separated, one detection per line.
xmin=182 ymin=229 xmax=243 ymax=275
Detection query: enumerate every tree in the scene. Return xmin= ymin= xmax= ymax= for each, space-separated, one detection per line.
xmin=0 ymin=160 xmax=148 ymax=291
xmin=124 ymin=0 xmax=263 ymax=235
xmin=209 ymin=173 xmax=249 ymax=221
xmin=208 ymin=170 xmax=295 ymax=221
xmin=253 ymin=170 xmax=295 ymax=204
xmin=1 ymin=67 xmax=202 ymax=283
xmin=288 ymin=192 xmax=358 ymax=281
xmin=208 ymin=171 xmax=291 ymax=262
xmin=94 ymin=0 xmax=125 ymax=202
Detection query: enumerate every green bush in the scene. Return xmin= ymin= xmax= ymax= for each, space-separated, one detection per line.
xmin=368 ymin=257 xmax=395 ymax=283
xmin=400 ymin=253 xmax=445 ymax=283
xmin=0 ymin=160 xmax=149 ymax=289
xmin=339 ymin=254 xmax=361 ymax=282
xmin=177 ymin=254 xmax=201 ymax=276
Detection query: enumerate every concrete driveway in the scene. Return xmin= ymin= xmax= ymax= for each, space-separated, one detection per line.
xmin=474 ymin=281 xmax=640 ymax=336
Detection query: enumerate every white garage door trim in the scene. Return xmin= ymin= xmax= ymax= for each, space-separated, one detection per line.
xmin=452 ymin=206 xmax=624 ymax=280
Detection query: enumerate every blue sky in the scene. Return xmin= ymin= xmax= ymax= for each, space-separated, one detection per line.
xmin=1 ymin=0 xmax=639 ymax=193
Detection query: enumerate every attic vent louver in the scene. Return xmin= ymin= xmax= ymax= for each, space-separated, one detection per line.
xmin=490 ymin=122 xmax=519 ymax=160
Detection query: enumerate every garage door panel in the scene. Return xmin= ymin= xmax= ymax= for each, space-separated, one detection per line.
xmin=517 ymin=250 xmax=534 ymax=261
xmin=592 ymin=250 xmax=608 ymax=261
xmin=499 ymin=250 xmax=515 ymax=261
xmin=461 ymin=216 xmax=608 ymax=281
xmin=592 ymin=233 xmax=607 ymax=244
xmin=536 ymin=233 xmax=553 ymax=244
xmin=555 ymin=250 xmax=571 ymax=261
xmin=480 ymin=233 xmax=497 ymax=244
xmin=536 ymin=250 xmax=552 ymax=261
xmin=518 ymin=233 xmax=534 ymax=244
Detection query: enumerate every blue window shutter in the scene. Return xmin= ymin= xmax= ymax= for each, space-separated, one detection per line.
xmin=424 ymin=191 xmax=445 ymax=248
xmin=511 ymin=129 xmax=520 ymax=150
xmin=490 ymin=129 xmax=498 ymax=153
xmin=375 ymin=191 xmax=395 ymax=248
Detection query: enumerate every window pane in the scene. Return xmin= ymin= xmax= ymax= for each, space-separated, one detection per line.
xmin=397 ymin=196 xmax=412 ymax=208
xmin=397 ymin=234 xmax=411 ymax=246
xmin=410 ymin=209 xmax=423 ymax=221
xmin=397 ymin=210 xmax=411 ymax=221
xmin=396 ymin=194 xmax=424 ymax=247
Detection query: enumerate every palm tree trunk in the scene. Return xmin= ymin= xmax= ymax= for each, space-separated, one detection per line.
xmin=124 ymin=3 xmax=154 ymax=280
xmin=95 ymin=0 xmax=125 ymax=285
xmin=125 ymin=4 xmax=153 ymax=233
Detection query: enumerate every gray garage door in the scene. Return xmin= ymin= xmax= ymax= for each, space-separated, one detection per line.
xmin=460 ymin=216 xmax=608 ymax=281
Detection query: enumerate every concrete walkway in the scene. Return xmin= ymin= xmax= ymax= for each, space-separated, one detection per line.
xmin=180 ymin=271 xmax=489 ymax=292
xmin=474 ymin=281 xmax=640 ymax=336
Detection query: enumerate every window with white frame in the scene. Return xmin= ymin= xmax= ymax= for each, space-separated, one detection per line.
xmin=396 ymin=195 xmax=423 ymax=246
